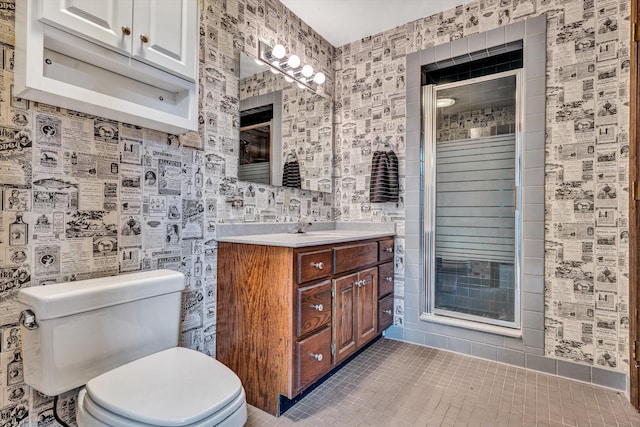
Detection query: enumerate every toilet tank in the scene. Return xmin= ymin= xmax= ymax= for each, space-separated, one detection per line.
xmin=17 ymin=269 xmax=185 ymax=396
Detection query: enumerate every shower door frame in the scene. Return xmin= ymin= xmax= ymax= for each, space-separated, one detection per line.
xmin=422 ymin=69 xmax=524 ymax=330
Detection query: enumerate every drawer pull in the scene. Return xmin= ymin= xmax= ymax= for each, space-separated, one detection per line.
xmin=384 ymin=247 xmax=393 ymax=253
xmin=361 ymin=279 xmax=367 ymax=286
xmin=140 ymin=34 xmax=149 ymax=43
xmin=311 ymin=304 xmax=324 ymax=312
xmin=383 ymin=309 xmax=393 ymax=315
xmin=312 ymin=262 xmax=324 ymax=270
xmin=311 ymin=353 xmax=323 ymax=362
xmin=385 ymin=276 xmax=393 ymax=282
xmin=121 ymin=26 xmax=131 ymax=36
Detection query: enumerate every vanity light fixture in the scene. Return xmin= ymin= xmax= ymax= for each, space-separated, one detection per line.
xmin=313 ymin=72 xmax=326 ymax=85
xmin=436 ymin=97 xmax=456 ymax=108
xmin=272 ymin=44 xmax=287 ymax=59
xmin=301 ymin=64 xmax=314 ymax=78
xmin=258 ymin=41 xmax=325 ymax=91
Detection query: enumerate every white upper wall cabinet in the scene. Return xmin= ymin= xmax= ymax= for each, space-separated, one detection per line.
xmin=15 ymin=0 xmax=200 ymax=134
xmin=38 ymin=0 xmax=198 ymax=82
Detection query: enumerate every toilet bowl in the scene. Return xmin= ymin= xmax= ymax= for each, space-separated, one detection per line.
xmin=17 ymin=270 xmax=247 ymax=426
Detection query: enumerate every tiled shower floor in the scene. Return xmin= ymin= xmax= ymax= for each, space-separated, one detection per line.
xmin=246 ymin=338 xmax=640 ymax=426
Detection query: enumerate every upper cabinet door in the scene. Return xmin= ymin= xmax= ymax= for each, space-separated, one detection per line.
xmin=132 ymin=0 xmax=199 ymax=82
xmin=39 ymin=0 xmax=133 ymax=55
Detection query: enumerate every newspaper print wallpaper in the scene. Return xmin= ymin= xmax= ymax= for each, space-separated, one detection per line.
xmin=0 ymin=0 xmax=334 ymax=424
xmin=334 ymin=0 xmax=631 ymax=373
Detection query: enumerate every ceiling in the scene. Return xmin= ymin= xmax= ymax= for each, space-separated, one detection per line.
xmin=279 ymin=0 xmax=463 ymax=47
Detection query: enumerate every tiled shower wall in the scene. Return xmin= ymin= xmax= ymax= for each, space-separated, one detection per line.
xmin=334 ymin=0 xmax=631 ymax=386
xmin=0 ymin=0 xmax=334 ymax=424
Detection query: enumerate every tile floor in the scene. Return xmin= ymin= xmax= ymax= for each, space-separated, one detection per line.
xmin=246 ymin=338 xmax=640 ymax=426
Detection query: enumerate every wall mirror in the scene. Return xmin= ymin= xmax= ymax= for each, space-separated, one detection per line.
xmin=238 ymin=51 xmax=333 ymax=193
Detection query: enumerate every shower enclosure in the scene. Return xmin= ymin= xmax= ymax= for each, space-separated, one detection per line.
xmin=423 ymin=70 xmax=522 ymax=329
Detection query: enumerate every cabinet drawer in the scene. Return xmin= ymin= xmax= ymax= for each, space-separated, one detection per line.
xmin=297 ymin=281 xmax=332 ymax=337
xmin=378 ymin=294 xmax=394 ymax=332
xmin=296 ymin=327 xmax=332 ymax=391
xmin=297 ymin=249 xmax=333 ymax=284
xmin=379 ymin=238 xmax=394 ymax=262
xmin=334 ymin=242 xmax=377 ymax=274
xmin=378 ymin=262 xmax=394 ymax=298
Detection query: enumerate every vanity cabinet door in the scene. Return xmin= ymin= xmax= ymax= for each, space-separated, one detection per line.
xmin=296 ymin=326 xmax=331 ymax=392
xmin=356 ymin=267 xmax=378 ymax=347
xmin=333 ymin=273 xmax=357 ymax=364
xmin=297 ymin=249 xmax=333 ymax=284
xmin=39 ymin=0 xmax=133 ymax=54
xmin=297 ymin=280 xmax=332 ymax=337
xmin=333 ymin=267 xmax=378 ymax=364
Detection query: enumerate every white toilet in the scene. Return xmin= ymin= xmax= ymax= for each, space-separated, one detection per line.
xmin=17 ymin=269 xmax=247 ymax=426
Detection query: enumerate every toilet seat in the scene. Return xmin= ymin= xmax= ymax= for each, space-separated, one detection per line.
xmin=77 ymin=347 xmax=247 ymax=426
xmin=78 ymin=387 xmax=246 ymax=427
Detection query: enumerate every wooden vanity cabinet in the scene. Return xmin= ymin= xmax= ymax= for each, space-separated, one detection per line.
xmin=217 ymin=235 xmax=394 ymax=416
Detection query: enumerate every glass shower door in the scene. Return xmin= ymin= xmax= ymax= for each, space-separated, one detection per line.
xmin=424 ymin=71 xmax=521 ymax=328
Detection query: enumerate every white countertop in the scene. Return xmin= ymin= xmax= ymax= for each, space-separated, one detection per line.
xmin=216 ymin=229 xmax=395 ymax=248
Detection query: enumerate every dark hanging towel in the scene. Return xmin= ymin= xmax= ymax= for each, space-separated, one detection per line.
xmin=369 ymin=150 xmax=399 ymax=203
xmin=282 ymin=152 xmax=302 ymax=188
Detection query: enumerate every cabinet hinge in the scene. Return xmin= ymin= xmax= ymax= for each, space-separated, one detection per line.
xmin=634 ymin=22 xmax=640 ymax=42
xmin=632 ymin=181 xmax=640 ymax=201
xmin=330 ymin=343 xmax=335 ymax=356
xmin=331 ymin=288 xmax=334 ymax=298
xmin=634 ymin=341 xmax=640 ymax=367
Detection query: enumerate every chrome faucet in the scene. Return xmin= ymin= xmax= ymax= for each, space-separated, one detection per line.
xmin=289 ymin=220 xmax=312 ymax=234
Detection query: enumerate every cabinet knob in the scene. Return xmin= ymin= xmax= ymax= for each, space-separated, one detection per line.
xmin=384 ymin=247 xmax=393 ymax=253
xmin=385 ymin=276 xmax=393 ymax=282
xmin=312 ymin=262 xmax=324 ymax=270
xmin=311 ymin=304 xmax=323 ymax=312
xmin=121 ymin=26 xmax=132 ymax=36
xmin=383 ymin=309 xmax=392 ymax=315
xmin=140 ymin=34 xmax=150 ymax=43
xmin=311 ymin=353 xmax=323 ymax=362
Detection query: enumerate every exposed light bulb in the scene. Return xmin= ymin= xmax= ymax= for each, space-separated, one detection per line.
xmin=297 ymin=82 xmax=306 ymax=89
xmin=284 ymin=75 xmax=293 ymax=83
xmin=272 ymin=44 xmax=286 ymax=59
xmin=287 ymin=54 xmax=301 ymax=69
xmin=301 ymin=64 xmax=314 ymax=78
xmin=313 ymin=72 xmax=326 ymax=85
xmin=436 ymin=98 xmax=456 ymax=108
xmin=270 ymin=68 xmax=279 ymax=74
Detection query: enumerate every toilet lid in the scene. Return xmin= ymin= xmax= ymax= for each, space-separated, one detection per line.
xmin=85 ymin=347 xmax=244 ymax=426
